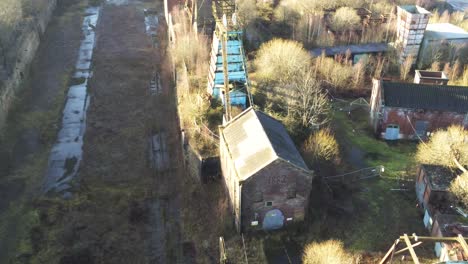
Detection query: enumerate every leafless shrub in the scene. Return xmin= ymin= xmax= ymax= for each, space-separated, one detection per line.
xmin=416 ymin=125 xmax=468 ymax=171
xmin=302 ymin=129 xmax=339 ymax=163
xmin=303 ymin=240 xmax=361 ymax=264
xmin=400 ymin=55 xmax=414 ymax=81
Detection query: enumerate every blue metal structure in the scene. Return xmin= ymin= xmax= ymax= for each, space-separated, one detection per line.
xmin=207 ymin=30 xmax=250 ymax=109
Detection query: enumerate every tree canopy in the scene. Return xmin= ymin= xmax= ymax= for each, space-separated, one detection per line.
xmin=416 ymin=125 xmax=468 ymax=172
xmin=330 ymin=7 xmax=361 ymax=32
xmin=254 ymin=39 xmax=312 ymax=86
xmin=416 ymin=125 xmax=468 ymax=209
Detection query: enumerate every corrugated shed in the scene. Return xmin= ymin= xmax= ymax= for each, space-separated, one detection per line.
xmin=382 ymin=82 xmax=468 ymax=113
xmin=221 ymin=108 xmax=308 ymax=181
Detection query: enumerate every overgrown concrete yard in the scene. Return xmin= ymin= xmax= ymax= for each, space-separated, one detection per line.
xmin=0 ymin=0 xmax=88 ymax=262
xmin=1 ymin=0 xmax=188 ymax=262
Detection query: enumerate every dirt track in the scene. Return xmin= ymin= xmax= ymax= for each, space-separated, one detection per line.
xmin=75 ymin=0 xmax=183 ymax=262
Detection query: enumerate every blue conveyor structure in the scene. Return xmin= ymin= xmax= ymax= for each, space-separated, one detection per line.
xmin=207 ymin=31 xmax=250 ymax=109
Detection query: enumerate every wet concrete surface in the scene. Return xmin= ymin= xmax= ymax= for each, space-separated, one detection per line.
xmin=73 ymin=1 xmax=183 ymax=262
xmin=106 ymin=0 xmax=130 ymax=5
xmin=0 ymin=1 xmax=89 ymax=262
xmin=43 ymin=7 xmax=100 ymax=194
xmin=149 ymin=131 xmax=170 ymax=171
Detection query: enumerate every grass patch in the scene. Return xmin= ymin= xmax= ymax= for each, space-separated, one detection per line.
xmin=293 ymin=105 xmax=427 ymax=256
xmin=333 ymin=109 xmax=417 ymax=179
xmin=0 ymin=64 xmax=76 ymax=264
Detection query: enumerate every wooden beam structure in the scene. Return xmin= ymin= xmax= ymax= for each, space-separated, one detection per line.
xmin=380 ymin=234 xmax=468 ymax=264
xmin=403 ymin=234 xmax=420 ymax=264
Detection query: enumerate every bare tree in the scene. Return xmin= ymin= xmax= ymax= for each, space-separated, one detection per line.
xmin=330 ymin=7 xmax=361 ymax=32
xmin=236 ymin=0 xmax=258 ymax=26
xmin=416 ymin=125 xmax=468 ymax=173
xmin=287 ymin=72 xmax=330 ymax=128
xmin=450 ymin=172 xmax=468 ymax=210
xmin=400 ymin=55 xmax=414 ymax=81
xmin=254 ymin=39 xmax=312 ymax=86
xmin=416 ymin=126 xmax=468 ymax=208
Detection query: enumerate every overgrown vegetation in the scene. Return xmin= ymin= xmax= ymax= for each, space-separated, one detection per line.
xmin=302 ymin=129 xmax=339 ymax=165
xmin=302 ymin=240 xmax=361 ymax=264
xmin=430 ymin=9 xmax=468 ymax=31
xmin=415 ymin=125 xmax=468 ymax=209
xmin=0 ymin=68 xmax=74 ymax=263
xmin=253 ymin=39 xmax=331 ymax=138
xmin=170 ymin=7 xmax=222 ymax=156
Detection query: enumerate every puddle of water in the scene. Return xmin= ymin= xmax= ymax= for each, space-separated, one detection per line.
xmin=149 ymin=132 xmax=169 ymax=171
xmin=43 ymin=7 xmax=100 ymax=194
xmin=144 ymin=9 xmax=159 ymax=48
xmin=150 ymin=73 xmax=162 ymax=95
xmin=106 ymin=0 xmax=130 ymax=5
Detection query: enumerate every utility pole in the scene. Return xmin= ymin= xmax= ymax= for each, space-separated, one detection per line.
xmin=221 ymin=22 xmax=231 ymax=121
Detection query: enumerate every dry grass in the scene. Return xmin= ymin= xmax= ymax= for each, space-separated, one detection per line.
xmin=302 ymin=128 xmax=339 ymax=164
xmin=302 ymin=240 xmax=361 ymax=264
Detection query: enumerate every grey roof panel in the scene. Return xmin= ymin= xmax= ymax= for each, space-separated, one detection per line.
xmin=221 ymin=108 xmax=308 ymax=181
xmin=382 ymin=82 xmax=468 ymax=113
xmin=256 ymin=112 xmax=308 ymax=170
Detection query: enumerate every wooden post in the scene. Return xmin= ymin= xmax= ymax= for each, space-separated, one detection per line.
xmin=403 ymin=234 xmax=420 ymax=264
xmin=219 ymin=237 xmax=227 ymax=264
xmin=457 ymin=234 xmax=468 ymax=255
xmin=164 ymin=0 xmax=169 ymax=24
xmin=379 ymin=239 xmax=399 ymax=264
xmin=241 ymin=234 xmax=249 ymax=264
xmin=394 ymin=241 xmax=422 ymax=255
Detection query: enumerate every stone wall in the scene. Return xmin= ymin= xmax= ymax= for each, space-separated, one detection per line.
xmin=0 ymin=0 xmax=57 ymax=130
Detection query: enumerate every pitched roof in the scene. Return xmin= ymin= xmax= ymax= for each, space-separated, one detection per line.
xmin=220 ymin=108 xmax=308 ymax=181
xmin=381 ymin=82 xmax=468 ymax=113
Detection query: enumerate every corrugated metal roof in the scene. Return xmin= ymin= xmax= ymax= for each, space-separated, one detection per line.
xmin=382 ymin=82 xmax=468 ymax=113
xmin=425 ymin=23 xmax=468 ymax=41
xmin=221 ymin=108 xmax=308 ymax=181
xmin=310 ymin=43 xmax=388 ymax=57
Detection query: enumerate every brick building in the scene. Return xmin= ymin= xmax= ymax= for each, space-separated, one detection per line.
xmin=219 ymin=108 xmax=313 ymax=232
xmin=370 ymin=79 xmax=468 ymax=140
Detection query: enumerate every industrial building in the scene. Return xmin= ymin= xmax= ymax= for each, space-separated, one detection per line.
xmin=395 ymin=5 xmax=431 ymax=63
xmin=369 ymin=79 xmax=468 ymax=140
xmin=219 ymin=108 xmax=313 ymax=232
xmin=418 ymin=23 xmax=468 ymax=67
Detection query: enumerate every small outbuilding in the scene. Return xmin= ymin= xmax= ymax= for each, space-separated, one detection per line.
xmin=419 ymin=23 xmax=468 ymax=67
xmin=219 ymin=108 xmax=313 ymax=232
xmin=415 ymin=164 xmax=458 ymax=211
xmin=431 ymin=213 xmax=468 ymax=262
xmin=414 ymin=70 xmax=449 ymax=85
xmin=369 ymin=79 xmax=468 ymax=140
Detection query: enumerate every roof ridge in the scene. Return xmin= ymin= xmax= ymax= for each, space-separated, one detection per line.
xmin=252 ymin=110 xmax=279 ymax=160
